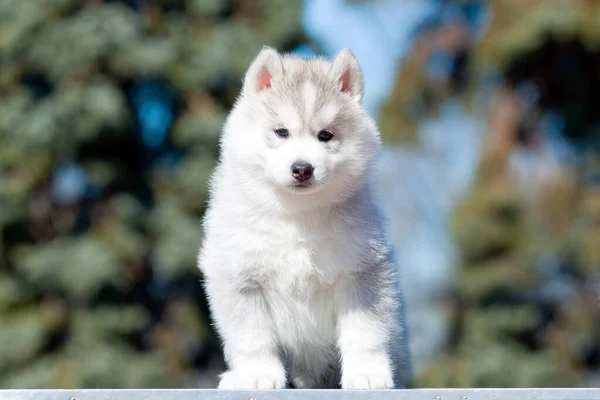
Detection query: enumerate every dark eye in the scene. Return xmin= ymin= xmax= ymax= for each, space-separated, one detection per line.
xmin=274 ymin=128 xmax=289 ymax=138
xmin=317 ymin=130 xmax=334 ymax=142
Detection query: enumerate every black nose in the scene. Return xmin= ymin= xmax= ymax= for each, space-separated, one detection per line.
xmin=291 ymin=161 xmax=314 ymax=182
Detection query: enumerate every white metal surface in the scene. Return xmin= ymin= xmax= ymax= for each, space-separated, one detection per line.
xmin=0 ymin=389 xmax=598 ymax=400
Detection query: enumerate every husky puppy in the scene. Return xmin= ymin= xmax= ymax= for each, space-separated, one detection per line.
xmin=198 ymin=46 xmax=410 ymax=390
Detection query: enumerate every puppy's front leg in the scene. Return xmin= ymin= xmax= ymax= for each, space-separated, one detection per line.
xmin=336 ymin=268 xmax=398 ymax=390
xmin=204 ymin=275 xmax=286 ymax=389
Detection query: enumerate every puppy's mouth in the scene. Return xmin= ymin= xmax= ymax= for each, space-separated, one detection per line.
xmin=287 ymin=179 xmax=320 ymax=193
xmin=293 ymin=181 xmax=313 ymax=188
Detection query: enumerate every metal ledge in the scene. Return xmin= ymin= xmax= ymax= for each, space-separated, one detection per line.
xmin=0 ymin=389 xmax=598 ymax=400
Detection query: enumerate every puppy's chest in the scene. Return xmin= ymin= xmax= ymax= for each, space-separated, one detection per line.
xmin=262 ymin=280 xmax=339 ymax=350
xmin=238 ymin=216 xmax=362 ymax=286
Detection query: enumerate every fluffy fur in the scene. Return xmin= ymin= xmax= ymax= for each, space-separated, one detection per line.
xmin=198 ymin=46 xmax=410 ymax=390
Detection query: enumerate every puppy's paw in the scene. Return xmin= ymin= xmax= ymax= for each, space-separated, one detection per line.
xmin=218 ymin=367 xmax=286 ymax=390
xmin=341 ymin=361 xmax=394 ymax=389
xmin=342 ymin=374 xmax=394 ymax=389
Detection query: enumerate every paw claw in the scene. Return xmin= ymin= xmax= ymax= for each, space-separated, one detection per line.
xmin=218 ymin=368 xmax=286 ymax=390
xmin=342 ymin=374 xmax=394 ymax=389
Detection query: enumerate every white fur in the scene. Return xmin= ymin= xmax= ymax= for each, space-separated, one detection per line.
xmin=198 ymin=47 xmax=411 ymax=390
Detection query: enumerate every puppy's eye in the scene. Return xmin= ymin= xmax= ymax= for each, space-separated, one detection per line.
xmin=317 ymin=130 xmax=334 ymax=142
xmin=274 ymin=128 xmax=289 ymax=138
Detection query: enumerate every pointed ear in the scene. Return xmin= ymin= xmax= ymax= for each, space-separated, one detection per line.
xmin=330 ymin=49 xmax=364 ymax=102
xmin=243 ymin=46 xmax=284 ymax=94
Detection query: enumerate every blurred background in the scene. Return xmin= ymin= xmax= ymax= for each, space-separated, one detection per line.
xmin=0 ymin=0 xmax=599 ymax=389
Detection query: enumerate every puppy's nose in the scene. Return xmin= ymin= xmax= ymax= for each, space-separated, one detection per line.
xmin=291 ymin=161 xmax=314 ymax=182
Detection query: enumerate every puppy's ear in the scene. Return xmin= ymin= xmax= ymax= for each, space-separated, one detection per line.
xmin=243 ymin=46 xmax=284 ymax=94
xmin=330 ymin=49 xmax=364 ymax=103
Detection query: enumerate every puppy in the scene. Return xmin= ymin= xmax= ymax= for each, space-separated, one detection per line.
xmin=198 ymin=46 xmax=410 ymax=389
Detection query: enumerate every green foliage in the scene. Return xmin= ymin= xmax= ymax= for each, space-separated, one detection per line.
xmin=147 ymin=201 xmax=205 ymax=277
xmin=13 ymin=237 xmax=124 ymax=300
xmin=0 ymin=309 xmax=54 ymax=373
xmin=0 ymin=0 xmax=303 ymax=389
xmin=0 ymin=343 xmax=172 ymax=389
xmin=392 ymin=0 xmax=600 ymax=388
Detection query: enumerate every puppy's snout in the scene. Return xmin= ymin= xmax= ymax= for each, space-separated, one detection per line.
xmin=291 ymin=161 xmax=314 ymax=182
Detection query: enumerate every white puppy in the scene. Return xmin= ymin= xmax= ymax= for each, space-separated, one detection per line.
xmin=198 ymin=46 xmax=410 ymax=390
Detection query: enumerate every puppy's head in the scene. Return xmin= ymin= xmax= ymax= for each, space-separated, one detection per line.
xmin=222 ymin=47 xmax=380 ymax=209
